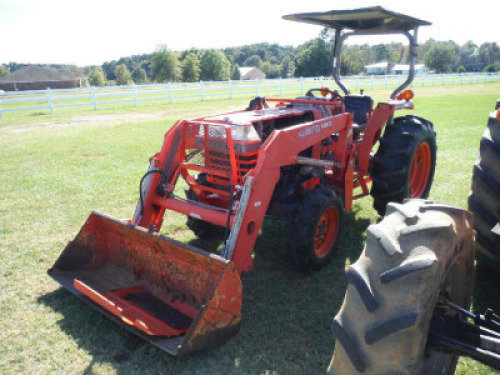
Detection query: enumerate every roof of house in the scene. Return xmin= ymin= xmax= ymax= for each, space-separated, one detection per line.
xmin=392 ymin=64 xmax=426 ymax=71
xmin=238 ymin=67 xmax=260 ymax=75
xmin=365 ymin=62 xmax=389 ymax=69
xmin=0 ymin=65 xmax=84 ymax=82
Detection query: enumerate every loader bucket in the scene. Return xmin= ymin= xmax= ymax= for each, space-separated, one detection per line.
xmin=48 ymin=211 xmax=242 ymax=356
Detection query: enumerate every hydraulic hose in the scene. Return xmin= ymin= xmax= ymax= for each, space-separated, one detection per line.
xmin=139 ymin=168 xmax=167 ymax=215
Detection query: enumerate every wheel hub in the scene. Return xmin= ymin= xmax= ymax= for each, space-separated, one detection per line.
xmin=409 ymin=141 xmax=432 ymax=197
xmin=314 ymin=207 xmax=340 ymax=258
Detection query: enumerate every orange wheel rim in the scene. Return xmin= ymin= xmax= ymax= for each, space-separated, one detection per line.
xmin=409 ymin=142 xmax=432 ymax=198
xmin=314 ymin=207 xmax=340 ymax=258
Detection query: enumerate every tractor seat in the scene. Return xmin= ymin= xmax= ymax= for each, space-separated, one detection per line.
xmin=344 ymin=95 xmax=374 ymax=132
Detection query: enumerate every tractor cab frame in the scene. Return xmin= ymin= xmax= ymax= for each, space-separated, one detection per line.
xmin=284 ymin=6 xmax=431 ymax=99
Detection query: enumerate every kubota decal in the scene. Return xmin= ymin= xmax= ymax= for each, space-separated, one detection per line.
xmin=298 ymin=121 xmax=332 ymax=139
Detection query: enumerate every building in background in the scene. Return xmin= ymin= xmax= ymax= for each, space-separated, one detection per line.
xmin=238 ymin=67 xmax=265 ymax=80
xmin=364 ymin=62 xmax=391 ymax=75
xmin=391 ymin=64 xmax=427 ymax=75
xmin=364 ymin=62 xmax=428 ymax=75
xmin=0 ymin=65 xmax=88 ymax=91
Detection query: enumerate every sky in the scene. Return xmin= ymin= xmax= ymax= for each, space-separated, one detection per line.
xmin=1 ymin=0 xmax=499 ymax=67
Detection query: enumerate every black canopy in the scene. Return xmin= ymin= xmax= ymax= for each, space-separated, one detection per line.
xmin=283 ymin=6 xmax=431 ymax=32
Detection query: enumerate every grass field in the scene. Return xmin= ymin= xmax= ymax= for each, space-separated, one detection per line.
xmin=1 ymin=83 xmax=499 ymax=374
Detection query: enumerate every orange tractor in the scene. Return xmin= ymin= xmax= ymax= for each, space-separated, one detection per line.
xmin=49 ymin=7 xmax=436 ymax=356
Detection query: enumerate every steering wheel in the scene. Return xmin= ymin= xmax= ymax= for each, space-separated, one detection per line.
xmin=305 ymin=88 xmax=342 ymax=102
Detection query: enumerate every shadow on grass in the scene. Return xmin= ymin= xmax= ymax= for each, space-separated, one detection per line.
xmin=38 ymin=207 xmax=370 ymax=374
xmin=38 ymin=288 xmax=148 ymax=374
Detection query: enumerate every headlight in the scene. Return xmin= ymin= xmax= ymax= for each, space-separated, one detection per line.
xmin=197 ymin=124 xmax=261 ymax=142
xmin=198 ymin=125 xmax=227 ymax=139
xmin=230 ymin=125 xmax=261 ymax=142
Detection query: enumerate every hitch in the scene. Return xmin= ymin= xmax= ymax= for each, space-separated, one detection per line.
xmin=428 ymin=299 xmax=500 ymax=370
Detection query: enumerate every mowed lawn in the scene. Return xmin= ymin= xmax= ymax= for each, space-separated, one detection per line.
xmin=0 ymin=83 xmax=499 ymax=374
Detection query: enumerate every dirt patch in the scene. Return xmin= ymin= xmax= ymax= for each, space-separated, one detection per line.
xmin=72 ymin=113 xmax=160 ymax=122
xmin=1 ymin=103 xmax=244 ymax=134
xmin=1 ymin=112 xmax=163 ymax=133
xmin=81 ymin=153 xmax=106 ymax=158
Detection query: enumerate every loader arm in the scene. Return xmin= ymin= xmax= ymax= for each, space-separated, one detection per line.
xmin=229 ymin=114 xmax=353 ymax=272
xmin=133 ymin=110 xmax=353 ymax=273
xmin=218 ymin=99 xmax=414 ymax=272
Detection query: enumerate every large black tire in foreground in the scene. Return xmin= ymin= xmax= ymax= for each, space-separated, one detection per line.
xmin=328 ymin=200 xmax=475 ymax=375
xmin=468 ymin=104 xmax=500 ymax=266
xmin=288 ymin=185 xmax=344 ymax=271
xmin=371 ymin=116 xmax=437 ymax=216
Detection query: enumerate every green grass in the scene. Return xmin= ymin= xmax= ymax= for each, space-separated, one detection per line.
xmin=0 ymin=83 xmax=499 ymax=374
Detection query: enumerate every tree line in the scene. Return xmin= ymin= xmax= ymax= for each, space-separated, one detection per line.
xmin=2 ymin=33 xmax=499 ymax=86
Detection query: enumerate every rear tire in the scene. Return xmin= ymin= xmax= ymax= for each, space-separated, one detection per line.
xmin=371 ymin=116 xmax=437 ymax=216
xmin=288 ymin=185 xmax=344 ymax=271
xmin=468 ymin=109 xmax=500 ymax=267
xmin=328 ymin=200 xmax=475 ymax=375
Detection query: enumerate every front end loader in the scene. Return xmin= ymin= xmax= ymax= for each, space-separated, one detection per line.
xmin=49 ymin=7 xmax=435 ymax=355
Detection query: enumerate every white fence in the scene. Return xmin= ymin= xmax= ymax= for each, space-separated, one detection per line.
xmin=1 ymin=72 xmax=499 ymax=119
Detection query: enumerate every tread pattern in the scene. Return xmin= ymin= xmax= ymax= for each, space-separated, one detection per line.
xmin=287 ymin=185 xmax=344 ymax=271
xmin=347 ymin=265 xmax=379 ymax=312
xmin=367 ymin=224 xmax=401 ymax=256
xmin=370 ymin=116 xmax=437 ymax=216
xmin=328 ymin=200 xmax=475 ymax=375
xmin=380 ymin=254 xmax=437 ymax=284
xmin=400 ymin=221 xmax=452 ymax=237
xmin=364 ymin=310 xmax=418 ymax=345
xmin=385 ymin=202 xmax=419 ymax=222
xmin=332 ymin=318 xmax=367 ymax=372
xmin=468 ymin=110 xmax=500 ymax=264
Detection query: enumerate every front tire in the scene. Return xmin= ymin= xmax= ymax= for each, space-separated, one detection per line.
xmin=371 ymin=116 xmax=437 ymax=216
xmin=328 ymin=200 xmax=475 ymax=375
xmin=288 ymin=185 xmax=344 ymax=271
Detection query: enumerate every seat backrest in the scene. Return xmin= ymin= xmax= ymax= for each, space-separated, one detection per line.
xmin=343 ymin=95 xmax=374 ymax=125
